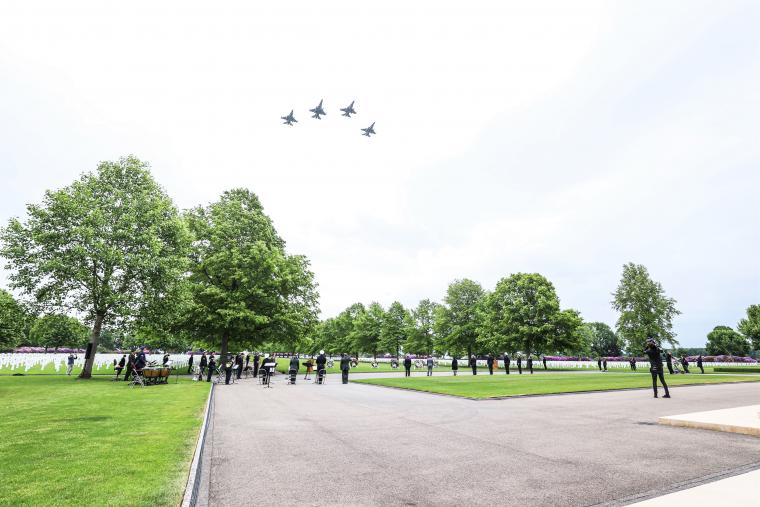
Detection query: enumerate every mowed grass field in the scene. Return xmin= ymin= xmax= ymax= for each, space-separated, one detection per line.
xmin=353 ymin=372 xmax=760 ymax=399
xmin=0 ymin=376 xmax=210 ymax=507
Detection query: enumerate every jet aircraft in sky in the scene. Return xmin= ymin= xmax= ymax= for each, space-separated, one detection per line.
xmin=310 ymin=99 xmax=326 ymax=119
xmin=281 ymin=110 xmax=297 ymax=126
xmin=340 ymin=101 xmax=357 ymax=117
xmin=361 ymin=122 xmax=376 ymax=137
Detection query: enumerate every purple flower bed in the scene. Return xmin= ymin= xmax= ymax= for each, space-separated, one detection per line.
xmin=13 ymin=346 xmax=85 ymax=353
xmin=543 ymin=354 xmax=757 ymax=363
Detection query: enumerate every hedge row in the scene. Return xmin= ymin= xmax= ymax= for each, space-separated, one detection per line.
xmin=713 ymin=367 xmax=760 ymax=373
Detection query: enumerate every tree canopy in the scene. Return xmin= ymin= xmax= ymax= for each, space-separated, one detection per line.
xmin=1 ymin=156 xmax=190 ymax=377
xmin=0 ymin=289 xmax=28 ymax=351
xmin=706 ymin=325 xmax=751 ymax=356
xmin=611 ymin=263 xmax=680 ymax=352
xmin=30 ymin=314 xmax=89 ymax=351
xmin=436 ymin=279 xmax=484 ymax=357
xmin=581 ymin=322 xmax=622 ymax=357
xmin=737 ymin=304 xmax=760 ymax=351
xmin=380 ymin=301 xmax=411 ymax=357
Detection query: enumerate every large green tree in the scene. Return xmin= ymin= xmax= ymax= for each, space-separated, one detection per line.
xmin=29 ymin=314 xmax=89 ymax=351
xmin=183 ymin=188 xmax=318 ymax=362
xmin=354 ymin=302 xmax=385 ymax=359
xmin=406 ymin=299 xmax=440 ymax=355
xmin=380 ymin=301 xmax=411 ymax=357
xmin=737 ymin=304 xmax=760 ymax=351
xmin=1 ymin=156 xmax=190 ymax=377
xmin=706 ymin=325 xmax=751 ymax=356
xmin=479 ymin=273 xmax=582 ymax=357
xmin=611 ymin=263 xmax=680 ymax=352
xmin=0 ymin=289 xmax=28 ymax=350
xmin=581 ymin=322 xmax=622 ymax=357
xmin=436 ymin=279 xmax=484 ymax=357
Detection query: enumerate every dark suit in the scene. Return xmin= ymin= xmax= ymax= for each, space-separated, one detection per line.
xmin=188 ymin=355 xmax=194 ymax=374
xmin=503 ymin=355 xmax=510 ymax=374
xmin=486 ymin=355 xmax=494 ymax=375
xmin=207 ymin=359 xmax=216 ymax=382
xmin=340 ymin=357 xmax=350 ymax=384
xmin=404 ymin=357 xmax=412 ymax=377
xmin=253 ymin=354 xmax=260 ymax=377
xmin=469 ymin=357 xmax=477 ymax=375
xmin=517 ymin=357 xmax=522 ymax=374
xmin=124 ymin=354 xmax=135 ymax=381
xmin=451 ymin=358 xmax=458 ymax=375
xmin=316 ymin=354 xmax=327 ymax=384
xmin=527 ymin=358 xmax=533 ymax=374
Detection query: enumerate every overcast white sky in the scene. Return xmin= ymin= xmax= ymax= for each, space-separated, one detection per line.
xmin=1 ymin=0 xmax=758 ymax=347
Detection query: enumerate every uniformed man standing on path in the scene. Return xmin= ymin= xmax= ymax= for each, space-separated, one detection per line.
xmin=517 ymin=355 xmax=522 ymax=374
xmin=187 ymin=353 xmax=194 ymax=374
xmin=451 ymin=357 xmax=458 ymax=376
xmin=527 ymin=356 xmax=534 ymax=374
xmin=253 ymin=352 xmax=260 ymax=378
xmin=469 ymin=355 xmax=477 ymax=375
xmin=697 ymin=355 xmax=704 ymax=374
xmin=340 ymin=353 xmax=351 ymax=384
xmin=665 ymin=352 xmax=674 ymax=375
xmin=124 ymin=351 xmax=136 ymax=382
xmin=644 ymin=337 xmax=670 ymax=398
xmin=207 ymin=355 xmax=216 ymax=383
xmin=403 ymin=355 xmax=412 ymax=377
xmin=543 ymin=356 xmax=548 ymax=370
xmin=289 ymin=354 xmax=300 ymax=383
xmin=486 ymin=354 xmax=494 ymax=375
xmin=603 ymin=358 xmax=608 ymax=372
xmin=597 ymin=357 xmax=602 ymax=371
xmin=503 ymin=353 xmax=510 ymax=374
xmin=426 ymin=356 xmax=434 ymax=376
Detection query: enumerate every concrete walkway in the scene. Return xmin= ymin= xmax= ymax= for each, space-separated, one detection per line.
xmin=199 ymin=374 xmax=760 ymax=506
xmin=629 ymin=467 xmax=760 ymax=506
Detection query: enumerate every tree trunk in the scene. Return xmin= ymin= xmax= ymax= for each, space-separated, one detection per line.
xmin=78 ymin=313 xmax=105 ymax=379
xmin=220 ymin=329 xmax=230 ymax=368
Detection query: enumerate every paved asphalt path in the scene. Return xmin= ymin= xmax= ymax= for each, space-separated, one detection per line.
xmin=199 ymin=372 xmax=760 ymax=507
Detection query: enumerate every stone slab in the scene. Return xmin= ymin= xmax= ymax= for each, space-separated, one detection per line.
xmin=658 ymin=404 xmax=760 ymax=437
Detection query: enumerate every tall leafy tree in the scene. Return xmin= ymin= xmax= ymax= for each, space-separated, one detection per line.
xmin=380 ymin=301 xmax=411 ymax=357
xmin=582 ymin=322 xmax=622 ymax=357
xmin=1 ymin=156 xmax=190 ymax=377
xmin=335 ymin=303 xmax=365 ymax=356
xmin=436 ymin=279 xmax=484 ymax=357
xmin=737 ymin=304 xmax=760 ymax=351
xmin=706 ymin=325 xmax=751 ymax=356
xmin=479 ymin=273 xmax=582 ymax=357
xmin=611 ymin=263 xmax=680 ymax=352
xmin=354 ymin=302 xmax=385 ymax=359
xmin=406 ymin=299 xmax=439 ymax=355
xmin=0 ymin=289 xmax=28 ymax=350
xmin=183 ymin=188 xmax=318 ymax=362
xmin=30 ymin=314 xmax=89 ymax=351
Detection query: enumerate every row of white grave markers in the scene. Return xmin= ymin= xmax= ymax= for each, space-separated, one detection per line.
xmin=0 ymin=353 xmax=190 ymax=373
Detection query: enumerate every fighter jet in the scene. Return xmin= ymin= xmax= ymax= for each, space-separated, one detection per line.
xmin=310 ymin=99 xmax=326 ymax=119
xmin=361 ymin=122 xmax=376 ymax=137
xmin=340 ymin=101 xmax=357 ymax=117
xmin=281 ymin=110 xmax=297 ymax=126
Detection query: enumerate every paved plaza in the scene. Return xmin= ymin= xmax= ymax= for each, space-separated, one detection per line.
xmin=198 ymin=373 xmax=760 ymax=506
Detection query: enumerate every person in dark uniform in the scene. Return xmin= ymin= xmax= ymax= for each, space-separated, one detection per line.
xmin=542 ymin=356 xmax=547 ymax=370
xmin=224 ymin=355 xmax=234 ymax=384
xmin=340 ymin=353 xmax=351 ymax=384
xmin=162 ymin=353 xmax=170 ymax=366
xmin=602 ymin=358 xmax=607 ymax=372
xmin=403 ymin=355 xmax=412 ymax=377
xmin=644 ymin=338 xmax=670 ymax=398
xmin=207 ymin=355 xmax=216 ymax=382
xmin=304 ymin=357 xmax=314 ymax=380
xmin=135 ymin=348 xmax=147 ymax=372
xmin=289 ymin=354 xmax=300 ymax=383
xmin=680 ymin=356 xmax=690 ymax=374
xmin=316 ymin=350 xmax=327 ymax=384
xmin=187 ymin=353 xmax=194 ymax=374
xmin=451 ymin=357 xmax=458 ymax=376
xmin=199 ymin=353 xmax=208 ymax=380
xmin=517 ymin=355 xmax=522 ymax=374
xmin=629 ymin=357 xmax=636 ymax=371
xmin=597 ymin=357 xmax=602 ymax=371
xmin=697 ymin=355 xmax=704 ymax=374
xmin=469 ymin=355 xmax=477 ymax=375
xmin=253 ymin=353 xmax=260 ymax=378
xmin=665 ymin=352 xmax=674 ymax=375
xmin=235 ymin=353 xmax=244 ymax=379
xmin=124 ymin=351 xmax=136 ymax=381
xmin=503 ymin=353 xmax=510 ymax=374
xmin=527 ymin=356 xmax=534 ymax=374
xmin=245 ymin=353 xmax=250 ymax=370
xmin=486 ymin=354 xmax=494 ymax=375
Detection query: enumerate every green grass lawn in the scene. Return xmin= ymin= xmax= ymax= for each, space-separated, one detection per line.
xmin=274 ymin=357 xmax=402 ymax=374
xmin=0 ymin=375 xmax=210 ymax=507
xmin=0 ymin=363 xmax=117 ymax=376
xmin=354 ymin=372 xmax=760 ymax=399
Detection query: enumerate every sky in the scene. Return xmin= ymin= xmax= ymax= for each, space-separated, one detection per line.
xmin=1 ymin=0 xmax=758 ymax=347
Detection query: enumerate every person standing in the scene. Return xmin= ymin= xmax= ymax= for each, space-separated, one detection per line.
xmin=644 ymin=338 xmax=670 ymax=398
xmin=542 ymin=356 xmax=548 ymax=370
xmin=602 ymin=358 xmax=607 ymax=372
xmin=469 ymin=355 xmax=477 ymax=375
xmin=403 ymin=355 xmax=412 ymax=377
xmin=135 ymin=348 xmax=147 ymax=372
xmin=245 ymin=352 xmax=250 ymax=370
xmin=697 ymin=355 xmax=704 ymax=374
xmin=340 ymin=353 xmax=351 ymax=384
xmin=681 ymin=356 xmax=690 ymax=374
xmin=66 ymin=353 xmax=77 ymax=376
xmin=451 ymin=357 xmax=458 ymax=376
xmin=207 ymin=355 xmax=216 ymax=382
xmin=235 ymin=353 xmax=244 ymax=379
xmin=316 ymin=350 xmax=327 ymax=384
xmin=124 ymin=351 xmax=136 ymax=381
xmin=199 ymin=353 xmax=208 ymax=380
xmin=486 ymin=354 xmax=494 ymax=375
xmin=162 ymin=353 xmax=170 ymax=366
xmin=187 ymin=353 xmax=194 ymax=374
xmin=304 ymin=357 xmax=314 ymax=380
xmin=115 ymin=354 xmax=126 ymax=379
xmin=666 ymin=352 xmax=674 ymax=375
xmin=289 ymin=354 xmax=300 ymax=383
xmin=253 ymin=352 xmax=261 ymax=378
xmin=517 ymin=355 xmax=522 ymax=374
xmin=629 ymin=357 xmax=636 ymax=371
xmin=597 ymin=357 xmax=602 ymax=371
xmin=426 ymin=356 xmax=434 ymax=377
xmin=527 ymin=356 xmax=534 ymax=374
xmin=503 ymin=353 xmax=510 ymax=374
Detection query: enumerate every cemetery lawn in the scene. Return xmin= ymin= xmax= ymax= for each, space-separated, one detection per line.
xmin=353 ymin=372 xmax=760 ymax=399
xmin=0 ymin=375 xmax=210 ymax=507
